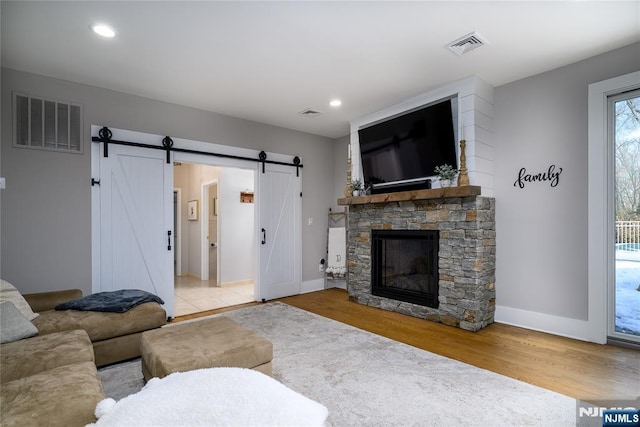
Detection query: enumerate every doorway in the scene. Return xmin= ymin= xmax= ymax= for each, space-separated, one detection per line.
xmin=92 ymin=125 xmax=303 ymax=319
xmin=173 ymin=162 xmax=256 ymax=316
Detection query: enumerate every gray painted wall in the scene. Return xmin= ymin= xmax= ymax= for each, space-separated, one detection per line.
xmin=1 ymin=68 xmax=334 ymax=294
xmin=493 ymin=42 xmax=639 ymax=324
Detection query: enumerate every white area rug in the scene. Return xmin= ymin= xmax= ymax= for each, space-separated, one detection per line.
xmin=100 ymin=302 xmax=577 ymax=426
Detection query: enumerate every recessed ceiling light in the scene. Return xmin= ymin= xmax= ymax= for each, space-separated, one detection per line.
xmin=91 ymin=24 xmax=116 ymax=38
xmin=329 ymin=99 xmax=342 ymax=108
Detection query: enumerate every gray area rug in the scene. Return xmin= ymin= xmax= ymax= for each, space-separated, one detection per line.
xmin=100 ymin=302 xmax=577 ymax=426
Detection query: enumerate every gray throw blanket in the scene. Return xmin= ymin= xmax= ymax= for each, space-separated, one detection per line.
xmin=55 ymin=289 xmax=164 ymax=313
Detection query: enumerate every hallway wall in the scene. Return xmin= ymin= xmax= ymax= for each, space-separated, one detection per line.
xmin=174 ymin=163 xmax=220 ymax=278
xmin=173 ymin=163 xmax=254 ymax=284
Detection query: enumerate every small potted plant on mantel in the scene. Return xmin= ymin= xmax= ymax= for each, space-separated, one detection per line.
xmin=350 ymin=179 xmax=364 ymax=196
xmin=434 ymin=164 xmax=457 ymax=188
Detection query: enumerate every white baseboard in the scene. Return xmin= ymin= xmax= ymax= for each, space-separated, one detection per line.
xmin=495 ymin=305 xmax=591 ymax=343
xmin=301 ymin=278 xmax=325 ymax=294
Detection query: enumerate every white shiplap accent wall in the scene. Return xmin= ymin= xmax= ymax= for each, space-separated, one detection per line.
xmin=349 ymin=75 xmax=495 ymax=196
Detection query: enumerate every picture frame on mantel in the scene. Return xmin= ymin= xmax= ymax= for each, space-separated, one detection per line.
xmin=187 ymin=200 xmax=199 ymax=221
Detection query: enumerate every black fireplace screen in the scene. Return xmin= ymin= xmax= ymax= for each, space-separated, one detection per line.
xmin=371 ymin=230 xmax=439 ymax=308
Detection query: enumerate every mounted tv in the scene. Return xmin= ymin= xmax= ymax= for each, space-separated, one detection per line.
xmin=358 ymin=97 xmax=458 ymax=194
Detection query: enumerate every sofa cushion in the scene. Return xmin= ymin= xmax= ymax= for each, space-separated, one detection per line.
xmin=0 ymin=330 xmax=94 ymax=384
xmin=0 ymin=302 xmax=38 ymax=344
xmin=0 ymin=361 xmax=105 ymax=427
xmin=0 ymin=280 xmax=38 ymax=320
xmin=23 ymin=289 xmax=83 ymax=313
xmin=32 ymin=301 xmax=166 ymax=342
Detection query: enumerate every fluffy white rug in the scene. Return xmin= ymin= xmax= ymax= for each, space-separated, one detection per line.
xmin=89 ymin=367 xmax=328 ymax=426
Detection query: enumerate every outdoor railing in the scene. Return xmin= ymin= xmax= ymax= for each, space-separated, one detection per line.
xmin=616 ymin=221 xmax=640 ymax=245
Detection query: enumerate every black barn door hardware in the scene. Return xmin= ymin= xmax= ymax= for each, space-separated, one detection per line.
xmin=259 ymin=151 xmax=267 ymax=173
xmin=293 ymin=156 xmax=301 ymax=176
xmin=162 ymin=136 xmax=173 ymax=164
xmin=92 ymin=127 xmax=304 ymax=172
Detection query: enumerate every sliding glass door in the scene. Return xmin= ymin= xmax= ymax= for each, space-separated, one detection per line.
xmin=610 ymin=89 xmax=640 ymax=345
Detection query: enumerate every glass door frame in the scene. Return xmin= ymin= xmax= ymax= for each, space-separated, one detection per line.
xmin=588 ymin=71 xmax=640 ymax=345
xmin=607 ymin=89 xmax=640 ymax=345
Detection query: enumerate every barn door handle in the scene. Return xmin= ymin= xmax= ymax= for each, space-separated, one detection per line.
xmin=167 ymin=230 xmax=172 ymax=250
xmin=261 ymin=228 xmax=266 ymax=245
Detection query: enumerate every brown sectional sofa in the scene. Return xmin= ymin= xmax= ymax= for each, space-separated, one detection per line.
xmin=1 ymin=330 xmax=105 ymax=426
xmin=24 ymin=289 xmax=167 ymax=367
xmin=0 ymin=287 xmax=168 ymax=426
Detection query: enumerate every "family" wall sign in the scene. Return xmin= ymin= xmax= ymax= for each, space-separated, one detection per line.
xmin=513 ymin=165 xmax=563 ymax=189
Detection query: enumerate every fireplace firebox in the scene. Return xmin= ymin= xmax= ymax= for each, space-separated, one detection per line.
xmin=371 ymin=230 xmax=439 ymax=308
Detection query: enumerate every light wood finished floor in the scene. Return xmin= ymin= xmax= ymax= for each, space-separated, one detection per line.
xmin=174 ymin=288 xmax=639 ymax=403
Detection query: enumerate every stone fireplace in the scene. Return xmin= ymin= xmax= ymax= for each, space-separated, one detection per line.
xmin=338 ymin=186 xmax=496 ymax=331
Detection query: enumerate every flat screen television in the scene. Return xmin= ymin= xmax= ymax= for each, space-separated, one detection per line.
xmin=358 ymin=97 xmax=458 ymax=194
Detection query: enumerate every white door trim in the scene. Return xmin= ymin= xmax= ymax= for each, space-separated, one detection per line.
xmin=174 ymin=188 xmax=183 ymax=277
xmin=588 ymin=71 xmax=640 ymax=344
xmin=200 ymin=179 xmax=218 ymax=282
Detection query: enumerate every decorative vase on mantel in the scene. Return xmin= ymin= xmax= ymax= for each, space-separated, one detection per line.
xmin=349 ymin=179 xmax=363 ymax=197
xmin=434 ymin=164 xmax=458 ymax=190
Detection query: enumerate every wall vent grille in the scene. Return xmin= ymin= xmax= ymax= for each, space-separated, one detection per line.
xmin=298 ymin=108 xmax=322 ymax=118
xmin=13 ymin=92 xmax=83 ymax=153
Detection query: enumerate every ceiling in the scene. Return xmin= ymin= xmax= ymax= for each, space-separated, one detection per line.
xmin=2 ymin=1 xmax=639 ymax=139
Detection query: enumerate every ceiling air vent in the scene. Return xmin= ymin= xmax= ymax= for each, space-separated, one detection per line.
xmin=298 ymin=108 xmax=322 ymax=118
xmin=446 ymin=32 xmax=487 ymax=56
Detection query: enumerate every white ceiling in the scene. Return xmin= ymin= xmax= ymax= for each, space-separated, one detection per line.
xmin=2 ymin=1 xmax=639 ymax=139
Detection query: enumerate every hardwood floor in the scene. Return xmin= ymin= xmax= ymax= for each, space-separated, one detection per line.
xmin=174 ymin=288 xmax=639 ymax=403
xmin=278 ymin=288 xmax=639 ymax=404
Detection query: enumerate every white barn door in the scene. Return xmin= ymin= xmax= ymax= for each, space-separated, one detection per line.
xmin=258 ymin=163 xmax=302 ymax=301
xmin=97 ymin=143 xmax=174 ymax=317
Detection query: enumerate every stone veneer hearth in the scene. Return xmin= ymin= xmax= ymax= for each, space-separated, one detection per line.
xmin=338 ymin=187 xmax=496 ymax=331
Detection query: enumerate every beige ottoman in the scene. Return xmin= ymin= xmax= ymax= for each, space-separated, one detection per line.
xmin=140 ymin=317 xmax=273 ymax=381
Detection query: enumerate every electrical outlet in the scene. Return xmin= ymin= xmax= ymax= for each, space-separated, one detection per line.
xmin=308 ymin=217 xmax=313 ymax=226
xmin=319 ymin=263 xmax=325 ymax=272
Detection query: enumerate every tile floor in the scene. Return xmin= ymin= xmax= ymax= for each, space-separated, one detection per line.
xmin=174 ymin=275 xmax=254 ymax=317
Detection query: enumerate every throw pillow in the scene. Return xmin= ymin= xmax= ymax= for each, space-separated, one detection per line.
xmin=0 ymin=279 xmax=39 ymax=320
xmin=0 ymin=301 xmax=39 ymax=344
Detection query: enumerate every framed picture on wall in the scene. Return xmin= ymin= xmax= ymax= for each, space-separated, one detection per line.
xmin=187 ymin=200 xmax=199 ymax=221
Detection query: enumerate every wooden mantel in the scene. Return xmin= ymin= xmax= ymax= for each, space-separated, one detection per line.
xmin=337 ymin=185 xmax=481 ymax=206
